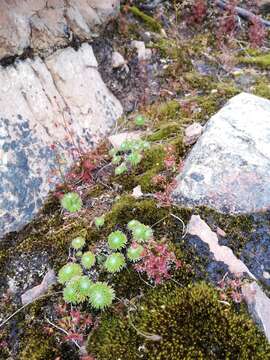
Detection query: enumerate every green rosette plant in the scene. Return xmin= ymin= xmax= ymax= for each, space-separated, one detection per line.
xmin=81 ymin=251 xmax=96 ymax=269
xmin=88 ymin=282 xmax=115 ymax=310
xmin=108 ymin=230 xmax=127 ymax=250
xmin=127 ymin=243 xmax=144 ymax=262
xmin=104 ymin=253 xmax=126 ymax=273
xmin=58 ymin=263 xmax=83 ymax=284
xmin=95 ymin=215 xmax=105 ymax=229
xmin=132 ymin=223 xmax=153 ymax=243
xmin=61 ymin=192 xmax=82 ymax=212
xmin=71 ymin=236 xmax=85 ymax=250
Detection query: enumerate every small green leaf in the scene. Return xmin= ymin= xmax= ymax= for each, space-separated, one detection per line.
xmin=135 ymin=115 xmax=146 ymax=126
xmin=58 ymin=263 xmax=83 ymax=284
xmin=127 ymin=243 xmax=144 ymax=262
xmin=95 ymin=216 xmax=105 ymax=229
xmin=115 ymin=163 xmax=128 ymax=176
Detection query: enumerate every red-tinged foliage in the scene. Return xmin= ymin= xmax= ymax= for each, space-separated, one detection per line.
xmin=134 ymin=240 xmax=181 ymax=284
xmin=218 ymin=276 xmax=244 ymax=303
xmin=248 ymin=15 xmax=267 ymax=47
xmin=188 ymin=0 xmax=207 ymax=25
xmin=47 ymin=305 xmax=95 ymax=348
xmin=216 ymin=0 xmax=238 ymax=47
xmin=155 ymin=179 xmax=177 ymax=207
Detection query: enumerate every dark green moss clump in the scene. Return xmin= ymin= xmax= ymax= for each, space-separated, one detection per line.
xmin=239 ymin=53 xmax=270 ymax=69
xmin=88 ymin=282 xmax=270 ymax=360
xmin=129 ymin=6 xmax=162 ymax=33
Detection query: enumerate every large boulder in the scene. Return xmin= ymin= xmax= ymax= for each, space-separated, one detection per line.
xmin=0 ymin=0 xmax=120 ymax=60
xmin=172 ymin=93 xmax=270 ymax=214
xmin=0 ymin=43 xmax=123 ymax=237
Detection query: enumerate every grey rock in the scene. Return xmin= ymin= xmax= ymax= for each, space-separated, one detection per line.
xmin=173 ymin=93 xmax=270 ymax=214
xmin=131 ymin=40 xmax=152 ymax=61
xmin=242 ymin=281 xmax=270 ymax=342
xmin=0 ymin=43 xmax=123 ymax=237
xmin=186 ymin=215 xmax=270 ymax=342
xmin=112 ymin=51 xmax=126 ymax=68
xmin=0 ymin=0 xmax=120 ymax=60
xmin=187 ymin=215 xmax=255 ymax=279
xmin=21 ymin=269 xmax=57 ymax=305
xmin=184 ymin=122 xmax=203 ymax=146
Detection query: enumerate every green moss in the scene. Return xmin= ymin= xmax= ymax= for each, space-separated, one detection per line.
xmin=129 ymin=6 xmax=162 ymax=33
xmin=154 ymin=38 xmax=193 ymax=72
xmin=239 ymin=53 xmax=270 ymax=69
xmin=105 ymin=195 xmax=168 ymax=233
xmin=18 ymin=327 xmax=59 ymax=360
xmin=252 ymin=78 xmax=270 ymax=99
xmin=183 ymin=71 xmax=215 ymax=92
xmin=88 ymin=282 xmax=270 ymax=360
xmin=147 ymin=122 xmax=182 ymax=142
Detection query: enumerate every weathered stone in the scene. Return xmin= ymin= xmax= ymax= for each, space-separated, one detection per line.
xmin=186 ymin=215 xmax=270 ymax=342
xmin=21 ymin=269 xmax=56 ymax=305
xmin=187 ymin=215 xmax=256 ymax=279
xmin=242 ymin=282 xmax=270 ymax=342
xmin=173 ymin=93 xmax=270 ymax=214
xmin=0 ymin=43 xmax=123 ymax=237
xmin=184 ymin=122 xmax=203 ymax=146
xmin=112 ymin=51 xmax=126 ymax=68
xmin=131 ymin=40 xmax=152 ymax=61
xmin=0 ymin=0 xmax=120 ymax=60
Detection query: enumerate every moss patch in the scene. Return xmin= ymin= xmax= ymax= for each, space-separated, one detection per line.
xmin=88 ymin=282 xmax=270 ymax=360
xmin=239 ymin=53 xmax=270 ymax=69
xmin=129 ymin=6 xmax=162 ymax=33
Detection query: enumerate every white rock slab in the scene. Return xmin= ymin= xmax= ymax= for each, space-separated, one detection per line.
xmin=187 ymin=215 xmax=255 ymax=279
xmin=0 ymin=0 xmax=120 ymax=59
xmin=173 ymin=93 xmax=270 ymax=213
xmin=242 ymin=282 xmax=270 ymax=342
xmin=0 ymin=43 xmax=122 ymax=237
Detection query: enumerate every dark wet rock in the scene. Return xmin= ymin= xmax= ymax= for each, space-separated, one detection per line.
xmin=0 ymin=43 xmax=122 ymax=238
xmin=173 ymin=93 xmax=270 ymax=214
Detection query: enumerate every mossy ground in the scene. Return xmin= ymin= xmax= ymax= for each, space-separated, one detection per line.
xmin=1 ymin=2 xmax=270 ymax=359
xmin=88 ymin=282 xmax=270 ymax=360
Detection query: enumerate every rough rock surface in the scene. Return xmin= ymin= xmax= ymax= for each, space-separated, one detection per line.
xmin=242 ymin=282 xmax=270 ymax=342
xmin=187 ymin=215 xmax=255 ymax=279
xmin=173 ymin=93 xmax=270 ymax=214
xmin=0 ymin=0 xmax=120 ymax=60
xmin=0 ymin=43 xmax=123 ymax=237
xmin=186 ymin=215 xmax=270 ymax=342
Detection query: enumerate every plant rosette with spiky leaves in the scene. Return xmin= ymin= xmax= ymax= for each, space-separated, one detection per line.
xmin=130 ymin=222 xmax=153 ymax=243
xmin=108 ymin=230 xmax=127 ymax=250
xmin=104 ymin=253 xmax=126 ymax=273
xmin=58 ymin=263 xmax=83 ymax=284
xmin=127 ymin=243 xmax=145 ymax=262
xmin=81 ymin=251 xmax=96 ymax=269
xmin=88 ymin=282 xmax=115 ymax=310
xmin=71 ymin=236 xmax=85 ymax=250
xmin=95 ymin=216 xmax=105 ymax=229
xmin=61 ymin=192 xmax=82 ymax=212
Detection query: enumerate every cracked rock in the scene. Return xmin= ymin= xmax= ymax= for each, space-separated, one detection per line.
xmin=173 ymin=93 xmax=270 ymax=214
xmin=0 ymin=43 xmax=123 ymax=238
xmin=0 ymin=0 xmax=120 ymax=60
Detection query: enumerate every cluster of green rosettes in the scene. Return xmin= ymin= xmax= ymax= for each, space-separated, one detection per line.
xmin=110 ymin=139 xmax=150 ymax=176
xmin=58 ymin=219 xmax=153 ymax=310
